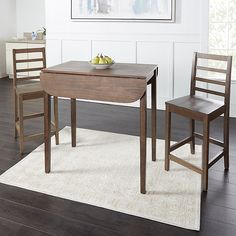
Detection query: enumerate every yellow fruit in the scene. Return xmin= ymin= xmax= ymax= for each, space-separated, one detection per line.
xmin=91 ymin=54 xmax=100 ymax=64
xmin=104 ymin=56 xmax=113 ymax=64
xmin=98 ymin=57 xmax=107 ymax=64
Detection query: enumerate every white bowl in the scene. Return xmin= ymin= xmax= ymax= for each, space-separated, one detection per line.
xmin=89 ymin=61 xmax=115 ymax=70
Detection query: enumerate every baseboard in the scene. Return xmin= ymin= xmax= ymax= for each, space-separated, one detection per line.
xmin=0 ymin=72 xmax=7 ymax=79
xmin=57 ymin=97 xmax=236 ymax=118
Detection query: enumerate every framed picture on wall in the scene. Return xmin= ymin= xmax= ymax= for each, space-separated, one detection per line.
xmin=71 ymin=0 xmax=175 ymax=22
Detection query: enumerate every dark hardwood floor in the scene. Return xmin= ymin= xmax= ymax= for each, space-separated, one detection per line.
xmin=0 ymin=78 xmax=236 ymax=235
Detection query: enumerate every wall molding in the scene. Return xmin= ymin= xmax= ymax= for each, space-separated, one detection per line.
xmin=47 ymin=33 xmax=201 ymax=43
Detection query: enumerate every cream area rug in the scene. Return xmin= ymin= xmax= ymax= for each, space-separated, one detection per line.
xmin=0 ymin=127 xmax=202 ymax=230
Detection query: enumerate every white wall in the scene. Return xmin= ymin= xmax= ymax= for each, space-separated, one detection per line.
xmin=16 ymin=0 xmax=45 ymax=37
xmin=45 ymin=0 xmax=208 ymax=109
xmin=0 ymin=0 xmax=16 ymax=78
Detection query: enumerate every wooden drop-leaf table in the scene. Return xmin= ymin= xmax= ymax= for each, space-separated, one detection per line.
xmin=40 ymin=61 xmax=158 ymax=194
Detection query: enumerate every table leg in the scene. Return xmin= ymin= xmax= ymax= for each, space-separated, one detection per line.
xmin=151 ymin=72 xmax=157 ymax=161
xmin=44 ymin=93 xmax=51 ymax=173
xmin=140 ymin=91 xmax=147 ymax=194
xmin=71 ymin=98 xmax=76 ymax=147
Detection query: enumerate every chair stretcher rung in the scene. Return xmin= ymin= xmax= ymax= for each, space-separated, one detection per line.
xmin=169 ymin=154 xmax=203 ymax=174
xmin=23 ymin=112 xmax=44 ymax=120
xmin=208 ymin=151 xmax=224 ymax=168
xmin=24 ymin=132 xmax=44 ymax=141
xmin=170 ymin=137 xmax=193 ymax=152
xmin=15 ymin=122 xmax=20 ymax=132
xmin=194 ymin=132 xmax=224 ymax=147
xmin=24 ymin=130 xmax=57 ymax=142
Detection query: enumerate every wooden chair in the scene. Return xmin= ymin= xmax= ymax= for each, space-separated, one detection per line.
xmin=165 ymin=52 xmax=232 ymax=191
xmin=13 ymin=47 xmax=59 ymax=154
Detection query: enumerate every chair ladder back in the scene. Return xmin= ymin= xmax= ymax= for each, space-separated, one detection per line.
xmin=225 ymin=56 xmax=233 ymax=113
xmin=190 ymin=52 xmax=198 ymax=96
xmin=190 ymin=52 xmax=232 ymax=104
xmin=13 ymin=47 xmax=46 ymax=86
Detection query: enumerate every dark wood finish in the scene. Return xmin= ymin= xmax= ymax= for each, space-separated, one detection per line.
xmin=169 ymin=137 xmax=192 ymax=152
xmin=140 ymin=92 xmax=147 ymax=194
xmin=44 ymin=93 xmax=51 ymax=173
xmin=190 ymin=119 xmax=195 ymax=154
xmin=165 ymin=52 xmax=233 ymax=191
xmin=169 ymin=154 xmax=203 ymax=174
xmin=43 ymin=61 xmax=156 ymax=81
xmin=196 ymin=65 xmax=227 ymax=74
xmin=151 ymin=70 xmax=157 ymax=161
xmin=71 ymin=98 xmax=76 ymax=147
xmin=202 ymin=118 xmax=210 ymax=191
xmin=13 ymin=48 xmax=59 ymax=154
xmin=41 ymin=61 xmax=157 ymax=103
xmin=208 ymin=151 xmax=224 ymax=168
xmin=16 ymin=67 xmax=45 ymax=73
xmin=16 ymin=58 xmax=44 ymax=63
xmin=53 ymin=96 xmax=59 ymax=145
xmin=18 ymin=95 xmax=24 ymax=154
xmin=224 ymin=56 xmax=232 ymax=170
xmin=40 ymin=61 xmax=158 ymax=194
xmin=165 ymin=105 xmax=171 ymax=171
xmin=194 ymin=132 xmax=224 ymax=147
xmin=195 ymin=76 xmax=226 ymax=86
xmin=195 ymin=87 xmax=225 ymax=97
xmin=0 ymin=78 xmax=236 ymax=235
xmin=40 ymin=72 xmax=147 ymax=103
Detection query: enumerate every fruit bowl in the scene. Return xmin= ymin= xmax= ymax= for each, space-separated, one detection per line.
xmin=89 ymin=61 xmax=115 ymax=70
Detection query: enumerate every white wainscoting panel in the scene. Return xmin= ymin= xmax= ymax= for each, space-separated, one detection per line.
xmin=46 ymin=40 xmax=62 ymax=67
xmin=92 ymin=41 xmax=136 ymax=63
xmin=174 ymin=42 xmax=200 ymax=98
xmin=45 ymin=36 xmax=236 ymax=117
xmin=62 ymin=40 xmax=91 ymax=62
xmin=231 ymin=82 xmax=236 ymax=117
xmin=137 ymin=41 xmax=174 ymax=109
xmin=208 ymin=82 xmax=236 ymax=117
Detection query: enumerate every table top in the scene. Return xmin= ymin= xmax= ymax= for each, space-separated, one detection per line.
xmin=42 ymin=61 xmax=158 ymax=80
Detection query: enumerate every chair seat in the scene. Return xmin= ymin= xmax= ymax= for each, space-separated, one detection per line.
xmin=16 ymin=82 xmax=44 ymax=96
xmin=166 ymin=95 xmax=225 ymax=118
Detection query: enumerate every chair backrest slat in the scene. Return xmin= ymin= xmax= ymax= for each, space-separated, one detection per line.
xmin=16 ymin=67 xmax=44 ymax=73
xmin=196 ymin=66 xmax=227 ymax=74
xmin=195 ymin=87 xmax=225 ymax=97
xmin=16 ymin=58 xmax=44 ymax=63
xmin=195 ymin=77 xmax=226 ymax=86
xmin=196 ymin=52 xmax=229 ymax=61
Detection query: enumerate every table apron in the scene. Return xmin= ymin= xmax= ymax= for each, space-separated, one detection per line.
xmin=40 ymin=72 xmax=147 ymax=103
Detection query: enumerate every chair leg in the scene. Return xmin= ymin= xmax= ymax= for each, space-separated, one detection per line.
xmin=151 ymin=77 xmax=157 ymax=162
xmin=202 ymin=118 xmax=209 ymax=191
xmin=190 ymin=119 xmax=195 ymax=154
xmin=140 ymin=92 xmax=147 ymax=194
xmin=14 ymin=92 xmax=18 ymax=138
xmin=71 ymin=98 xmax=76 ymax=147
xmin=53 ymin=96 xmax=59 ymax=145
xmin=18 ymin=96 xmax=24 ymax=155
xmin=165 ymin=105 xmax=171 ymax=171
xmin=223 ymin=112 xmax=230 ymax=170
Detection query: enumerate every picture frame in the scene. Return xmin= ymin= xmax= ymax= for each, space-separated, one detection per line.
xmin=71 ymin=0 xmax=175 ymax=22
